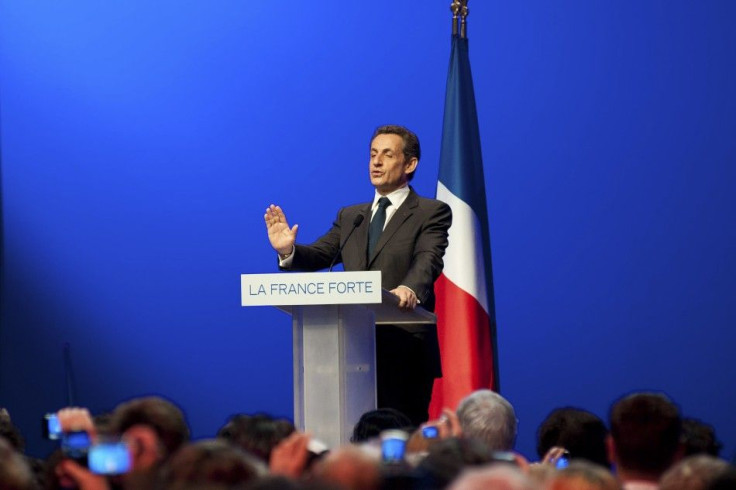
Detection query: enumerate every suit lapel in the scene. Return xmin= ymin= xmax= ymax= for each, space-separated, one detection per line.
xmin=367 ymin=189 xmax=418 ymax=266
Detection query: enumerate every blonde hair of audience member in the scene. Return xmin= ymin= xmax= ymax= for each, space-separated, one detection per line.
xmin=546 ymin=461 xmax=621 ymax=490
xmin=659 ymin=455 xmax=732 ymax=490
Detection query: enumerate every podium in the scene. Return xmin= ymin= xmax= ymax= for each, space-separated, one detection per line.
xmin=241 ymin=271 xmax=436 ymax=448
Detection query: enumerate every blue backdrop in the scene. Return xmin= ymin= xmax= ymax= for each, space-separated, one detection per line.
xmin=1 ymin=1 xmax=735 ymax=461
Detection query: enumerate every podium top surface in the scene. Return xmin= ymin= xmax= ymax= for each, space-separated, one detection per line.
xmin=278 ymin=289 xmax=436 ymax=325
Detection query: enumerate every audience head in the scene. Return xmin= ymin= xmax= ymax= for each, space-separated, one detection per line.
xmin=161 ymin=439 xmax=266 ymax=489
xmin=111 ymin=395 xmax=190 ymax=470
xmin=350 ymin=409 xmax=412 ymax=443
xmin=659 ymin=455 xmax=732 ymax=490
xmin=456 ymin=389 xmax=517 ymax=451
xmin=312 ymin=445 xmax=380 ymax=490
xmin=0 ymin=409 xmax=24 ymax=453
xmin=546 ymin=461 xmax=620 ymax=490
xmin=0 ymin=437 xmax=35 ymax=490
xmin=416 ymin=437 xmax=500 ymax=488
xmin=217 ymin=413 xmax=295 ymax=463
xmin=607 ymin=391 xmax=682 ymax=479
xmin=536 ymin=407 xmax=609 ymax=468
xmin=706 ymin=467 xmax=736 ymax=490
xmin=447 ymin=464 xmax=536 ymax=490
xmin=681 ymin=418 xmax=723 ymax=457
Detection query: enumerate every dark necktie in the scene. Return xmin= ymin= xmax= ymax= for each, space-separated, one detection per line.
xmin=368 ymin=197 xmax=391 ymax=257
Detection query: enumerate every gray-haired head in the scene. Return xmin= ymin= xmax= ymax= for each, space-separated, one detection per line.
xmin=659 ymin=455 xmax=731 ymax=490
xmin=457 ymin=389 xmax=517 ymax=451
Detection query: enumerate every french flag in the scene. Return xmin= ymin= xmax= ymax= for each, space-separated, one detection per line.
xmin=429 ymin=30 xmax=498 ymax=416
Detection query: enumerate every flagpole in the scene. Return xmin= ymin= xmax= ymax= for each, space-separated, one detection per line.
xmin=450 ymin=0 xmax=469 ymax=39
xmin=430 ymin=0 xmax=499 ymax=417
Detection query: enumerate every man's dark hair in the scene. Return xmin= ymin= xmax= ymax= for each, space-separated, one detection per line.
xmin=0 ymin=410 xmax=25 ymax=453
xmin=350 ymin=408 xmax=412 ymax=443
xmin=111 ymin=396 xmax=190 ymax=457
xmin=416 ymin=437 xmax=498 ymax=489
xmin=217 ymin=413 xmax=295 ymax=463
xmin=0 ymin=437 xmax=34 ymax=490
xmin=536 ymin=407 xmax=609 ymax=468
xmin=682 ymin=418 xmax=723 ymax=457
xmin=609 ymin=392 xmax=682 ymax=476
xmin=161 ymin=439 xmax=265 ymax=488
xmin=371 ymin=125 xmax=421 ymax=181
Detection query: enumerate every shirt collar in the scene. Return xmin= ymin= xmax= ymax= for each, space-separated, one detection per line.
xmin=372 ymin=185 xmax=410 ymax=211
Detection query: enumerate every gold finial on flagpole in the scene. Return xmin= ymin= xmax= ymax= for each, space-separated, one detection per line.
xmin=450 ymin=0 xmax=462 ymax=37
xmin=450 ymin=0 xmax=469 ymax=38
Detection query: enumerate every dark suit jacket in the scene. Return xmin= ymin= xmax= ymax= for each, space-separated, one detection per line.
xmin=283 ymin=187 xmax=452 ymax=376
xmin=287 ymin=187 xmax=452 ymax=310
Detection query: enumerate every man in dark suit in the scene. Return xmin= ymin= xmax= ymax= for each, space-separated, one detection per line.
xmin=265 ymin=125 xmax=452 ymax=424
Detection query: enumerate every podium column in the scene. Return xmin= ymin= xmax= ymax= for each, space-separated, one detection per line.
xmin=292 ymin=304 xmax=376 ymax=448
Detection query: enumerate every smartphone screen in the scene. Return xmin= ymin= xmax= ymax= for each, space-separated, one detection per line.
xmin=379 ymin=429 xmax=408 ymax=464
xmin=88 ymin=442 xmax=131 ymax=475
xmin=422 ymin=426 xmax=439 ymax=439
xmin=43 ymin=413 xmax=62 ymax=440
xmin=61 ymin=431 xmax=91 ymax=465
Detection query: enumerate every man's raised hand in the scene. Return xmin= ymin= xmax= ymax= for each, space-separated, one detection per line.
xmin=264 ymin=204 xmax=298 ymax=256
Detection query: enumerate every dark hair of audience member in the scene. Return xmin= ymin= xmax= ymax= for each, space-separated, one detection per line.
xmin=111 ymin=396 xmax=190 ymax=457
xmin=244 ymin=475 xmax=304 ymax=490
xmin=536 ymin=407 xmax=610 ymax=467
xmin=0 ymin=411 xmax=25 ymax=453
xmin=609 ymin=392 xmax=682 ymax=475
xmin=0 ymin=437 xmax=35 ymax=490
xmin=217 ymin=413 xmax=295 ymax=463
xmin=415 ymin=437 xmax=500 ymax=488
xmin=350 ymin=409 xmax=413 ymax=443
xmin=160 ymin=439 xmax=266 ymax=489
xmin=682 ymin=418 xmax=723 ymax=457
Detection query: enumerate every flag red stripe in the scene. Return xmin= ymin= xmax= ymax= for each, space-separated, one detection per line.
xmin=429 ymin=273 xmax=495 ymax=415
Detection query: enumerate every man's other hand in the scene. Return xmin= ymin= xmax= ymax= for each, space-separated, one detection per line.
xmin=265 ymin=204 xmax=298 ymax=256
xmin=391 ymin=286 xmax=417 ymax=311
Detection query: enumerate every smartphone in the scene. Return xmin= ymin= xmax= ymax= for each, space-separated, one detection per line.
xmin=555 ymin=455 xmax=570 ymax=469
xmin=88 ymin=442 xmax=132 ymax=475
xmin=42 ymin=413 xmax=62 ymax=440
xmin=380 ymin=430 xmax=408 ymax=463
xmin=61 ymin=431 xmax=91 ymax=466
xmin=491 ymin=451 xmax=518 ymax=465
xmin=421 ymin=425 xmax=439 ymax=439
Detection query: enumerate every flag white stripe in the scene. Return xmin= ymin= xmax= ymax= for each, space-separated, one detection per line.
xmin=436 ymin=181 xmax=489 ymax=315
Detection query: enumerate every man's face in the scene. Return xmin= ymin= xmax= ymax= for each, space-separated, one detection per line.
xmin=369 ymin=133 xmax=418 ymax=195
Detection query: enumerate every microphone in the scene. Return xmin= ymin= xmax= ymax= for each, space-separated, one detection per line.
xmin=329 ymin=214 xmax=365 ymax=272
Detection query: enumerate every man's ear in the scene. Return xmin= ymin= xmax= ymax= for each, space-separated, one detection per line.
xmin=404 ymin=157 xmax=418 ymax=176
xmin=124 ymin=425 xmax=163 ymax=471
xmin=605 ymin=434 xmax=617 ymax=466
